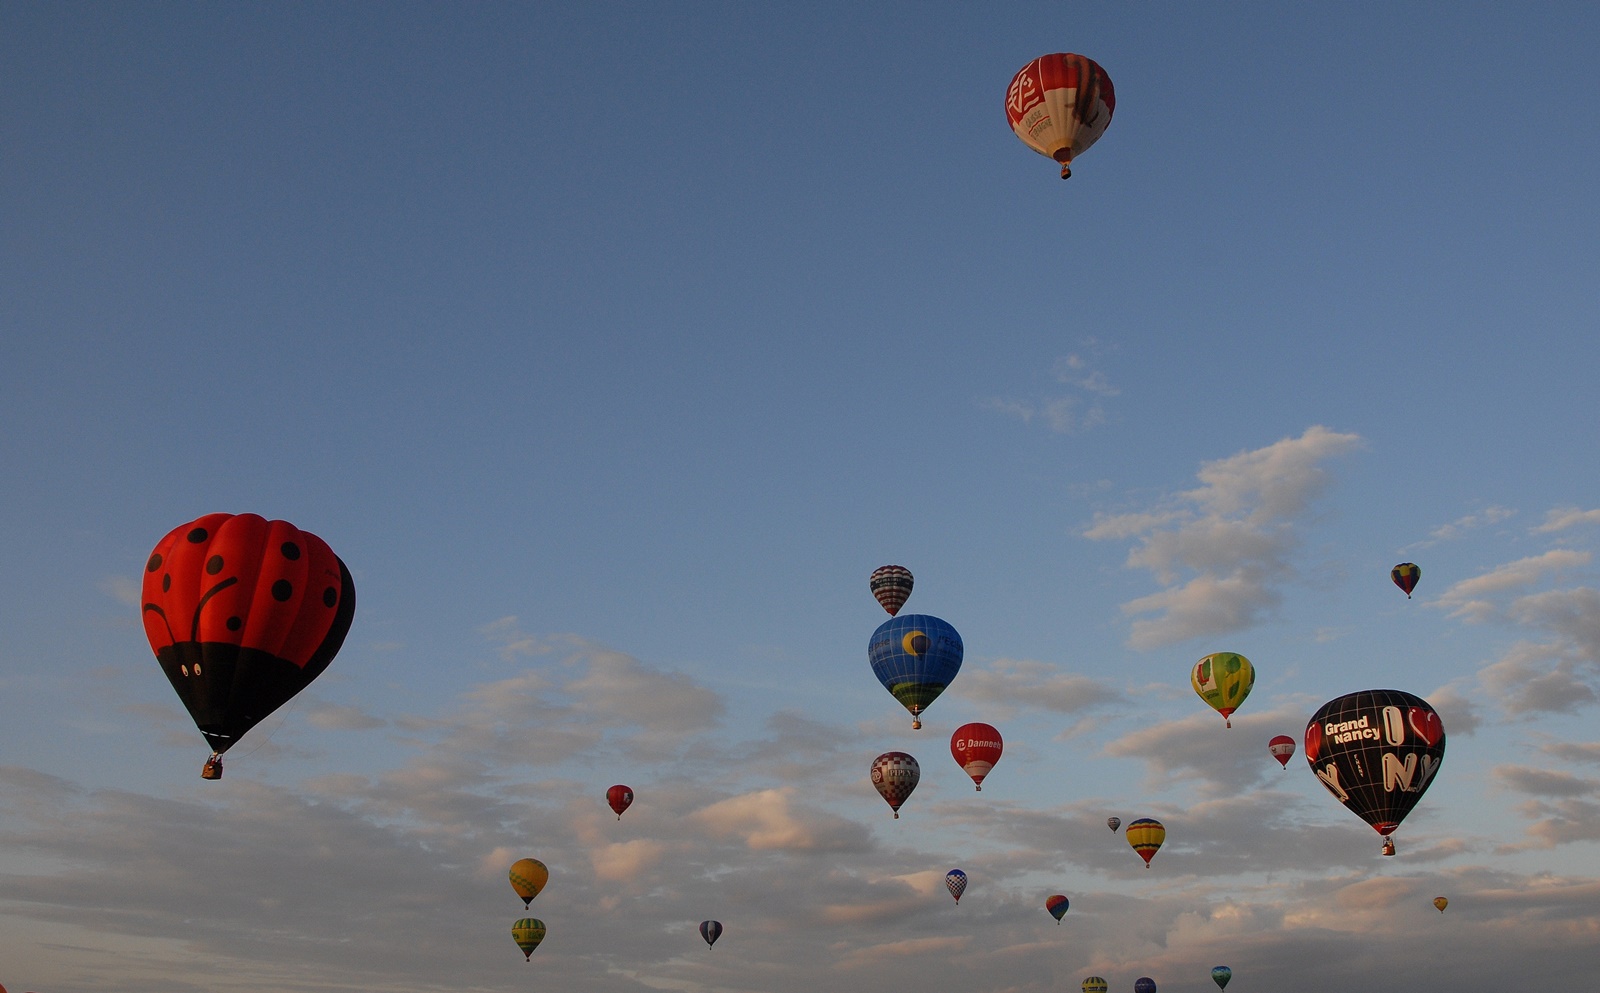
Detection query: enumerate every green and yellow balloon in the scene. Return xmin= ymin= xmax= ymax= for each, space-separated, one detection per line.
xmin=512 ymin=918 xmax=546 ymax=960
xmin=1191 ymin=652 xmax=1255 ymax=728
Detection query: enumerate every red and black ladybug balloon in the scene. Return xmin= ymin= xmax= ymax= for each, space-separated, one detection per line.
xmin=1305 ymin=689 xmax=1445 ymax=854
xmin=141 ymin=513 xmax=355 ymax=777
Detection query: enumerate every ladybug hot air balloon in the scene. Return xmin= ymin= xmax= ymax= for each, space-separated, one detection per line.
xmin=1392 ymin=562 xmax=1421 ymax=598
xmin=1269 ymin=734 xmax=1296 ymax=768
xmin=1305 ymin=689 xmax=1446 ymax=855
xmin=141 ymin=513 xmax=355 ymax=779
xmin=1191 ymin=652 xmax=1255 ymax=728
xmin=1046 ymin=894 xmax=1070 ymax=923
xmin=951 ymin=722 xmax=1003 ymax=790
xmin=1006 ymin=53 xmax=1115 ymax=179
xmin=607 ymin=784 xmax=634 ymax=820
xmin=1126 ymin=817 xmax=1165 ymax=867
xmin=869 ymin=614 xmax=963 ymax=729
xmin=870 ymin=751 xmax=921 ymax=818
xmin=870 ymin=565 xmax=914 ymax=616
xmin=945 ymin=868 xmax=967 ymax=903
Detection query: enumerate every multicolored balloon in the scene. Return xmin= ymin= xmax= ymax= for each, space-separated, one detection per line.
xmin=1306 ymin=689 xmax=1446 ymax=854
xmin=607 ymin=784 xmax=634 ymax=820
xmin=1191 ymin=652 xmax=1255 ymax=728
xmin=512 ymin=918 xmax=546 ymax=960
xmin=870 ymin=565 xmax=914 ymax=616
xmin=870 ymin=751 xmax=921 ymax=818
xmin=1269 ymin=734 xmax=1296 ymax=768
xmin=509 ymin=858 xmax=548 ymax=907
xmin=951 ymin=722 xmax=1004 ymax=790
xmin=1126 ymin=818 xmax=1165 ymax=867
xmin=1212 ymin=966 xmax=1232 ymax=989
xmin=868 ymin=614 xmax=963 ymax=729
xmin=1082 ymin=979 xmax=1108 ymax=993
xmin=141 ymin=513 xmax=355 ymax=779
xmin=1135 ymin=979 xmax=1157 ymax=993
xmin=1046 ymin=894 xmax=1070 ymax=922
xmin=1006 ymin=53 xmax=1116 ymax=179
xmin=945 ymin=869 xmax=967 ymax=903
xmin=1106 ymin=816 xmax=1121 ymax=832
xmin=1392 ymin=562 xmax=1421 ymax=598
xmin=1434 ymin=896 xmax=1449 ymax=913
xmin=699 ymin=920 xmax=722 ymax=948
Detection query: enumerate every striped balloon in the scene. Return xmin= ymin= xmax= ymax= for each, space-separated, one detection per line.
xmin=870 ymin=565 xmax=914 ymax=615
xmin=1082 ymin=979 xmax=1109 ymax=993
xmin=1125 ymin=817 xmax=1165 ymax=867
xmin=1005 ymin=53 xmax=1116 ymax=179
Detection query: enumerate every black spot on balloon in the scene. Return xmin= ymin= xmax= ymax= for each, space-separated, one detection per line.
xmin=146 ymin=554 xmax=162 ymax=572
xmin=187 ymin=528 xmax=208 ymax=543
xmin=162 ymin=574 xmax=171 ymax=592
xmin=206 ymin=555 xmax=224 ymax=575
xmin=323 ymin=587 xmax=337 ymax=607
xmin=281 ymin=541 xmax=301 ymax=560
xmin=226 ymin=616 xmax=242 ymax=631
xmin=272 ymin=579 xmax=293 ymax=602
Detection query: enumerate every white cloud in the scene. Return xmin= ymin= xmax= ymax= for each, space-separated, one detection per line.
xmin=1534 ymin=507 xmax=1600 ymax=533
xmin=951 ymin=658 xmax=1124 ymax=715
xmin=1425 ymin=505 xmax=1517 ymax=543
xmin=982 ymin=346 xmax=1120 ymax=434
xmin=1432 ymin=550 xmax=1591 ymax=621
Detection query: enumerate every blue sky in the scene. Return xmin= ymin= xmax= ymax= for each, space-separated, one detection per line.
xmin=3 ymin=3 xmax=1599 ymax=991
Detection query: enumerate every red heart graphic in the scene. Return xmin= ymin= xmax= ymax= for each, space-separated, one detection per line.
xmin=1304 ymin=722 xmax=1324 ymax=762
xmin=1408 ymin=707 xmax=1444 ymax=747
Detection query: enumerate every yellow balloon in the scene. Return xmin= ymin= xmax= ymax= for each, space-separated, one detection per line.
xmin=1434 ymin=896 xmax=1449 ymax=913
xmin=1125 ymin=817 xmax=1165 ymax=867
xmin=1191 ymin=652 xmax=1255 ymax=727
xmin=509 ymin=858 xmax=549 ymax=907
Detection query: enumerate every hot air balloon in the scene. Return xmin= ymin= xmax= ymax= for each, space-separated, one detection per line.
xmin=871 ymin=751 xmax=920 ymax=818
xmin=1135 ymin=979 xmax=1158 ymax=993
xmin=1212 ymin=966 xmax=1232 ymax=989
xmin=1269 ymin=734 xmax=1296 ymax=768
xmin=1082 ymin=980 xmax=1109 ymax=993
xmin=1191 ymin=652 xmax=1255 ymax=727
xmin=607 ymin=784 xmax=634 ymax=820
xmin=1393 ymin=563 xmax=1421 ymax=598
xmin=1434 ymin=896 xmax=1449 ymax=913
xmin=1305 ymin=689 xmax=1446 ymax=854
xmin=869 ymin=614 xmax=963 ymax=729
xmin=509 ymin=858 xmax=548 ymax=907
xmin=1107 ymin=816 xmax=1121 ymax=832
xmin=141 ymin=513 xmax=355 ymax=779
xmin=1126 ymin=818 xmax=1165 ymax=867
xmin=946 ymin=869 xmax=967 ymax=903
xmin=700 ymin=920 xmax=723 ymax=948
xmin=1046 ymin=894 xmax=1070 ymax=923
xmin=512 ymin=918 xmax=546 ymax=960
xmin=1006 ymin=53 xmax=1115 ymax=179
xmin=951 ymin=722 xmax=1003 ymax=790
xmin=870 ymin=565 xmax=914 ymax=616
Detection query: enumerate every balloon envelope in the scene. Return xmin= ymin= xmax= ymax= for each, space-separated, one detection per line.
xmin=869 ymin=565 xmax=914 ymax=615
xmin=1306 ymin=689 xmax=1446 ymax=852
xmin=945 ymin=869 xmax=967 ymax=903
xmin=509 ymin=858 xmax=548 ymax=907
xmin=1212 ymin=966 xmax=1232 ymax=989
xmin=951 ymin=722 xmax=1003 ymax=790
xmin=870 ymin=751 xmax=921 ymax=818
xmin=607 ymin=784 xmax=634 ymax=819
xmin=1269 ymin=734 xmax=1296 ymax=767
xmin=868 ymin=615 xmax=963 ymax=728
xmin=1106 ymin=816 xmax=1121 ymax=832
xmin=1191 ymin=652 xmax=1255 ymax=727
xmin=1126 ymin=818 xmax=1165 ymax=866
xmin=512 ymin=918 xmax=546 ymax=960
xmin=1392 ymin=562 xmax=1421 ymax=597
xmin=1434 ymin=896 xmax=1449 ymax=913
xmin=1135 ymin=979 xmax=1158 ymax=993
xmin=1046 ymin=894 xmax=1070 ymax=922
xmin=699 ymin=920 xmax=723 ymax=948
xmin=141 ymin=513 xmax=355 ymax=768
xmin=1082 ymin=980 xmax=1109 ymax=993
xmin=1006 ymin=53 xmax=1115 ymax=178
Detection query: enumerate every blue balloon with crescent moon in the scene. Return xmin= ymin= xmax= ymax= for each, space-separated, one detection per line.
xmin=869 ymin=614 xmax=963 ymax=729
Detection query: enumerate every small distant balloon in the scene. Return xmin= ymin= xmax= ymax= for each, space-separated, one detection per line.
xmin=512 ymin=918 xmax=546 ymax=960
xmin=607 ymin=784 xmax=634 ymax=820
xmin=1393 ymin=562 xmax=1421 ymax=598
xmin=1269 ymin=734 xmax=1296 ymax=768
xmin=1082 ymin=979 xmax=1109 ymax=993
xmin=951 ymin=722 xmax=1004 ymax=790
xmin=700 ymin=920 xmax=723 ymax=948
xmin=1212 ymin=966 xmax=1232 ymax=989
xmin=1046 ymin=894 xmax=1070 ymax=922
xmin=1434 ymin=896 xmax=1449 ymax=913
xmin=870 ymin=565 xmax=914 ymax=615
xmin=1106 ymin=816 xmax=1121 ymax=832
xmin=1135 ymin=979 xmax=1158 ymax=993
xmin=870 ymin=751 xmax=921 ymax=818
xmin=946 ymin=868 xmax=967 ymax=903
xmin=509 ymin=858 xmax=548 ymax=907
xmin=1191 ymin=652 xmax=1255 ymax=727
xmin=1126 ymin=818 xmax=1165 ymax=867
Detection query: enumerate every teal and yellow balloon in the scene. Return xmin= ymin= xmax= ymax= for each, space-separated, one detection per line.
xmin=512 ymin=918 xmax=546 ymax=960
xmin=1191 ymin=652 xmax=1255 ymax=727
xmin=869 ymin=614 xmax=963 ymax=729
